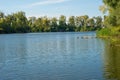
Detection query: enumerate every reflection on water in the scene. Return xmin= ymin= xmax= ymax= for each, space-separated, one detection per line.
xmin=0 ymin=32 xmax=105 ymax=80
xmin=103 ymin=40 xmax=120 ymax=80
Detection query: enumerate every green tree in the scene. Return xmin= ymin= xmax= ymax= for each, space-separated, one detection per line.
xmin=50 ymin=17 xmax=58 ymax=32
xmin=75 ymin=16 xmax=82 ymax=31
xmin=103 ymin=0 xmax=119 ymax=9
xmin=68 ymin=16 xmax=75 ymax=31
xmin=28 ymin=17 xmax=36 ymax=32
xmin=102 ymin=0 xmax=120 ymax=26
xmin=94 ymin=16 xmax=103 ymax=30
xmin=58 ymin=15 xmax=67 ymax=32
xmin=33 ymin=17 xmax=43 ymax=32
xmin=12 ymin=11 xmax=30 ymax=33
xmin=42 ymin=16 xmax=51 ymax=32
xmin=0 ymin=12 xmax=5 ymax=33
xmin=80 ymin=15 xmax=89 ymax=31
xmin=86 ymin=18 xmax=95 ymax=31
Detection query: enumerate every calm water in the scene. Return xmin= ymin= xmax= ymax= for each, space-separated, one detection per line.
xmin=0 ymin=32 xmax=119 ymax=80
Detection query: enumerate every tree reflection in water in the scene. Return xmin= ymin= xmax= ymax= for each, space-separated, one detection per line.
xmin=103 ymin=40 xmax=120 ymax=80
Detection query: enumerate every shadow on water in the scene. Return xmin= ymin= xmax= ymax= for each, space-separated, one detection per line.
xmin=103 ymin=39 xmax=120 ymax=80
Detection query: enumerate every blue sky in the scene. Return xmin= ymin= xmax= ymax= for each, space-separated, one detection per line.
xmin=0 ymin=0 xmax=103 ymax=18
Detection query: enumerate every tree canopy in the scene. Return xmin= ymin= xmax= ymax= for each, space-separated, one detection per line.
xmin=0 ymin=11 xmax=103 ymax=33
xmin=103 ymin=0 xmax=120 ymax=27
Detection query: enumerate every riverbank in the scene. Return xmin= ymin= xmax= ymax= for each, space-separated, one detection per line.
xmin=97 ymin=27 xmax=120 ymax=46
xmin=97 ymin=27 xmax=120 ymax=38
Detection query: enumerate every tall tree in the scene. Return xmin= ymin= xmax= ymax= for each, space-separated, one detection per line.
xmin=28 ymin=17 xmax=36 ymax=32
xmin=42 ymin=16 xmax=51 ymax=32
xmin=102 ymin=0 xmax=120 ymax=26
xmin=12 ymin=11 xmax=30 ymax=33
xmin=68 ymin=16 xmax=75 ymax=31
xmin=80 ymin=15 xmax=89 ymax=31
xmin=33 ymin=17 xmax=43 ymax=32
xmin=86 ymin=18 xmax=95 ymax=31
xmin=58 ymin=15 xmax=67 ymax=32
xmin=50 ymin=17 xmax=58 ymax=32
xmin=94 ymin=16 xmax=103 ymax=30
xmin=75 ymin=16 xmax=82 ymax=31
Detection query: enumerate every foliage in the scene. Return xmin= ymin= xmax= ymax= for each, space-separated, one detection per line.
xmin=102 ymin=0 xmax=120 ymax=27
xmin=97 ymin=27 xmax=120 ymax=37
xmin=0 ymin=11 xmax=103 ymax=33
xmin=97 ymin=0 xmax=120 ymax=37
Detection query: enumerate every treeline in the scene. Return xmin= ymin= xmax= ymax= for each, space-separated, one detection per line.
xmin=0 ymin=11 xmax=103 ymax=33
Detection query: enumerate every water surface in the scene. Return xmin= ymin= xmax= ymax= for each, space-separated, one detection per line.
xmin=0 ymin=32 xmax=119 ymax=80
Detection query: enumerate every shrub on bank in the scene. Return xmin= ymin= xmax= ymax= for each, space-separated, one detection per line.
xmin=97 ymin=27 xmax=120 ymax=37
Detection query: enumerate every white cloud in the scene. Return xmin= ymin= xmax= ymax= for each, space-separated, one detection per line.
xmin=26 ymin=0 xmax=70 ymax=8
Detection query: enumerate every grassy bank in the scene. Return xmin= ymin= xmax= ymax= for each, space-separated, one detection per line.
xmin=97 ymin=27 xmax=120 ymax=46
xmin=97 ymin=27 xmax=120 ymax=38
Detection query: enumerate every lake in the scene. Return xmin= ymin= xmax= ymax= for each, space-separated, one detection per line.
xmin=0 ymin=32 xmax=119 ymax=80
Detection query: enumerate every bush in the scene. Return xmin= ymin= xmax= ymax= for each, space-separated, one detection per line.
xmin=97 ymin=28 xmax=111 ymax=37
xmin=97 ymin=26 xmax=120 ymax=37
